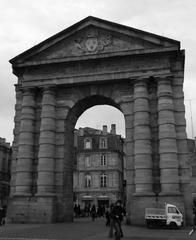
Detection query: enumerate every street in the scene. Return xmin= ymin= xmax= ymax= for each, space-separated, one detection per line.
xmin=0 ymin=217 xmax=192 ymax=240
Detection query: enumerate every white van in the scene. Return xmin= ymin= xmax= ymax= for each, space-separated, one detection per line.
xmin=145 ymin=203 xmax=183 ymax=228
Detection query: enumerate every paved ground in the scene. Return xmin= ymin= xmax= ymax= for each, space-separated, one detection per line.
xmin=0 ymin=217 xmax=193 ymax=240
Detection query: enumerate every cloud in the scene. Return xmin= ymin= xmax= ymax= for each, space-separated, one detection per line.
xmin=76 ymin=106 xmax=125 ymax=137
xmin=0 ymin=0 xmax=196 ymax=143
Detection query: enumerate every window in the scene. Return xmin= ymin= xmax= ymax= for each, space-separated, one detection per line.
xmin=99 ymin=137 xmax=107 ymax=149
xmin=100 ymin=173 xmax=107 ymax=187
xmin=100 ymin=154 xmax=107 ymax=166
xmin=84 ymin=138 xmax=91 ymax=149
xmin=85 ymin=174 xmax=91 ymax=188
xmin=168 ymin=207 xmax=179 ymax=214
xmin=85 ymin=155 xmax=91 ymax=167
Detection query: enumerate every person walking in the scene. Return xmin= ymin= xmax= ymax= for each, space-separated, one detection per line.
xmin=77 ymin=204 xmax=81 ymax=217
xmin=0 ymin=207 xmax=3 ymax=226
xmin=74 ymin=204 xmax=77 ymax=218
xmin=189 ymin=199 xmax=196 ymax=237
xmin=91 ymin=204 xmax=96 ymax=221
xmin=105 ymin=206 xmax=110 ymax=226
xmin=1 ymin=205 xmax=7 ymax=225
xmin=109 ymin=200 xmax=125 ymax=239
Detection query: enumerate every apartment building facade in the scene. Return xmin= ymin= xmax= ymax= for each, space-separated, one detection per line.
xmin=73 ymin=124 xmax=124 ymax=209
xmin=0 ymin=138 xmax=12 ymax=206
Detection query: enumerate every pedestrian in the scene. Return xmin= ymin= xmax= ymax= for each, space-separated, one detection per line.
xmin=193 ymin=200 xmax=196 ymax=227
xmin=102 ymin=205 xmax=105 ymax=217
xmin=1 ymin=205 xmax=7 ymax=225
xmin=189 ymin=199 xmax=196 ymax=237
xmin=74 ymin=204 xmax=77 ymax=217
xmin=78 ymin=204 xmax=81 ymax=217
xmin=105 ymin=206 xmax=110 ymax=226
xmin=0 ymin=207 xmax=3 ymax=226
xmin=91 ymin=204 xmax=96 ymax=221
xmin=108 ymin=204 xmax=115 ymax=237
xmin=87 ymin=204 xmax=91 ymax=217
xmin=108 ymin=200 xmax=125 ymax=238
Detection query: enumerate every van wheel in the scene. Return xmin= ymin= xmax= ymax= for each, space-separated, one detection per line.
xmin=169 ymin=222 xmax=177 ymax=229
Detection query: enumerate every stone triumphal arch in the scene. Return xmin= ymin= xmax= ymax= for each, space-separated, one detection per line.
xmin=8 ymin=16 xmax=191 ymax=224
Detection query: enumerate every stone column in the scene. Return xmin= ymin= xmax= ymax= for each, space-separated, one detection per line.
xmin=10 ymin=86 xmax=23 ymax=196
xmin=158 ymin=77 xmax=180 ymax=194
xmin=133 ymin=79 xmax=153 ymax=194
xmin=36 ymin=87 xmax=56 ymax=195
xmin=120 ymin=99 xmax=134 ymax=224
xmin=15 ymin=88 xmax=35 ymax=196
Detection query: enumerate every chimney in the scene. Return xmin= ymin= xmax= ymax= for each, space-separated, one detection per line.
xmin=79 ymin=128 xmax=84 ymax=136
xmin=110 ymin=124 xmax=116 ymax=135
xmin=0 ymin=138 xmax=5 ymax=144
xmin=102 ymin=125 xmax=107 ymax=135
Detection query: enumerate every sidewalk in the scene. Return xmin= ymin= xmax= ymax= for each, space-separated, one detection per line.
xmin=0 ymin=217 xmax=192 ymax=240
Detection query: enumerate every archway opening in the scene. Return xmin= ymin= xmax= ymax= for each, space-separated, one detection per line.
xmin=62 ymin=95 xmax=126 ymax=221
xmin=76 ymin=105 xmax=125 ymax=137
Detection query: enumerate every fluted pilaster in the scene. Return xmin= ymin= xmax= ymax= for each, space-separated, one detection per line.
xmin=36 ymin=87 xmax=56 ymax=195
xmin=158 ymin=77 xmax=180 ymax=194
xmin=15 ymin=88 xmax=35 ymax=196
xmin=133 ymin=79 xmax=153 ymax=194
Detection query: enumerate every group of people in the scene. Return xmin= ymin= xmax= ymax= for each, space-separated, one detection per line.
xmin=73 ymin=203 xmax=109 ymax=218
xmin=74 ymin=200 xmax=126 ymax=238
xmin=73 ymin=204 xmax=81 ymax=217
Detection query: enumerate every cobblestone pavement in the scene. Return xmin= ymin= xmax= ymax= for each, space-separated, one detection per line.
xmin=0 ymin=217 xmax=192 ymax=240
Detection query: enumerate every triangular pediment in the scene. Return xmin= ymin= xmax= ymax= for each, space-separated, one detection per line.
xmin=10 ymin=16 xmax=180 ymax=66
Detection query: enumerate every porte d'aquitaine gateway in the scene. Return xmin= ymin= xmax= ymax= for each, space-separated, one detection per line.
xmin=7 ymin=16 xmax=192 ymax=225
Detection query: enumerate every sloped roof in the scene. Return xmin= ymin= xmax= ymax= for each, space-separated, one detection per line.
xmin=10 ymin=16 xmax=180 ymax=66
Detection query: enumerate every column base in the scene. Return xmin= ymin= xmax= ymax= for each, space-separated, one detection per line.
xmin=7 ymin=195 xmax=58 ymax=223
xmin=130 ymin=194 xmax=156 ymax=225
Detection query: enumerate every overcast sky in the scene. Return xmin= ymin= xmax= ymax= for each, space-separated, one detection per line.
xmin=0 ymin=0 xmax=196 ymax=143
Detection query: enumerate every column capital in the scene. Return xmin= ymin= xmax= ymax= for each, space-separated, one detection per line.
xmin=156 ymin=75 xmax=173 ymax=84
xmin=133 ymin=77 xmax=149 ymax=87
xmin=21 ymin=87 xmax=36 ymax=96
xmin=133 ymin=78 xmax=149 ymax=101
xmin=41 ymin=85 xmax=56 ymax=95
xmin=152 ymin=74 xmax=173 ymax=81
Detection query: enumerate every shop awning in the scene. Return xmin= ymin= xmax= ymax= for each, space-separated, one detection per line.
xmin=82 ymin=195 xmax=93 ymax=200
xmin=97 ymin=195 xmax=109 ymax=199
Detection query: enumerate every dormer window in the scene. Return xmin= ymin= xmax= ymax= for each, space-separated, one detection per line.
xmin=84 ymin=138 xmax=92 ymax=149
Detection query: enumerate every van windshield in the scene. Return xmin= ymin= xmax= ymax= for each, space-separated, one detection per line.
xmin=168 ymin=207 xmax=179 ymax=214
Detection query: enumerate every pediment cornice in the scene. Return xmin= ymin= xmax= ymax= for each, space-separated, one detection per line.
xmin=10 ymin=16 xmax=181 ymax=67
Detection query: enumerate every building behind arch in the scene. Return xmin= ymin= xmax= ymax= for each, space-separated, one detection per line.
xmin=0 ymin=137 xmax=12 ymax=206
xmin=73 ymin=124 xmax=125 ymax=214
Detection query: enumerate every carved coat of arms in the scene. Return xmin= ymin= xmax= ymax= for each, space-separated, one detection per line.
xmin=75 ymin=29 xmax=112 ymax=53
xmin=85 ymin=37 xmax=98 ymax=52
